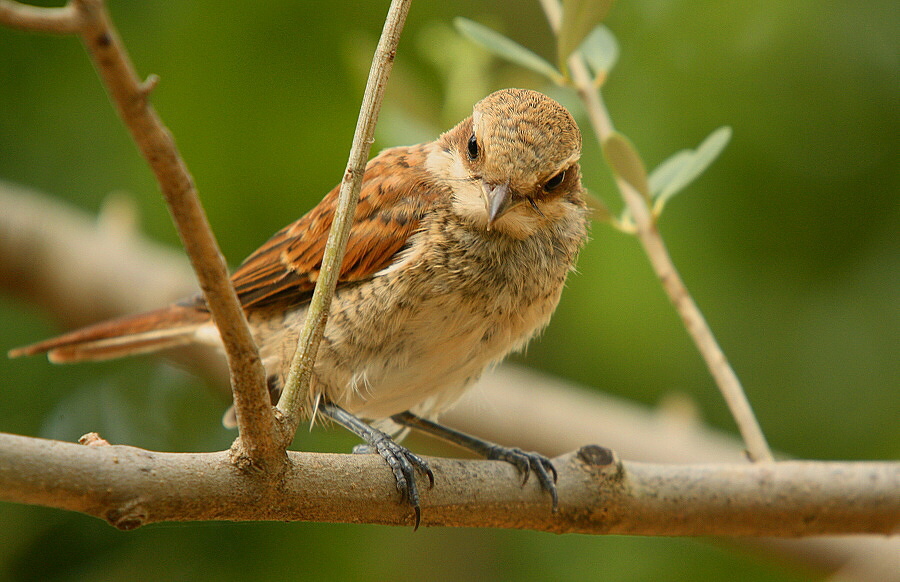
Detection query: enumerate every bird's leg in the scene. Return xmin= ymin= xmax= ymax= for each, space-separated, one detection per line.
xmin=391 ymin=410 xmax=559 ymax=511
xmin=320 ymin=403 xmax=434 ymax=529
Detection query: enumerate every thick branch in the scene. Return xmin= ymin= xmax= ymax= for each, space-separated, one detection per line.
xmin=0 ymin=0 xmax=278 ymax=465
xmin=1 ymin=183 xmax=898 ymax=576
xmin=1 ymin=433 xmax=896 ymax=535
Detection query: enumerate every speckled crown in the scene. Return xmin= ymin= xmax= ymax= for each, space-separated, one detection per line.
xmin=473 ymin=88 xmax=581 ymax=179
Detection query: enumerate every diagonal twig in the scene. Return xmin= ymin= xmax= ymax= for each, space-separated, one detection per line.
xmin=275 ymin=0 xmax=412 ymax=434
xmin=0 ymin=0 xmax=279 ymax=466
xmin=539 ymin=0 xmax=774 ymax=462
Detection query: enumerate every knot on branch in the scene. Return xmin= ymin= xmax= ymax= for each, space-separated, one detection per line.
xmin=78 ymin=432 xmax=111 ymax=447
xmin=576 ymin=444 xmax=615 ymax=466
xmin=105 ymin=499 xmax=147 ymax=531
xmin=575 ymin=445 xmax=623 ymax=480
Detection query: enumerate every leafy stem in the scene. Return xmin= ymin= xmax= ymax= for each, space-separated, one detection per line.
xmin=457 ymin=0 xmax=773 ymax=462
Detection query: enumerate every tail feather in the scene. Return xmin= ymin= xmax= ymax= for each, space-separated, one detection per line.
xmin=8 ymin=304 xmax=211 ymax=364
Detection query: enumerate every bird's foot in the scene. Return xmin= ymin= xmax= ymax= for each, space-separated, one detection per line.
xmin=354 ymin=434 xmax=434 ymax=529
xmin=484 ymin=445 xmax=559 ymax=511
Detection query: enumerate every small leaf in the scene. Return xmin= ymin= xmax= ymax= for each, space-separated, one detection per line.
xmin=692 ymin=125 xmax=732 ymax=173
xmin=579 ymin=25 xmax=619 ymax=79
xmin=648 ymin=150 xmax=692 ymax=196
xmin=652 ymin=126 xmax=732 ymax=214
xmin=558 ymin=0 xmax=615 ymax=65
xmin=455 ymin=18 xmax=564 ymax=84
xmin=603 ymin=132 xmax=650 ymax=200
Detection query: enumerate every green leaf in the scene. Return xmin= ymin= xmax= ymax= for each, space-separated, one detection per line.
xmin=579 ymin=25 xmax=619 ymax=78
xmin=651 ymin=126 xmax=732 ymax=214
xmin=454 ymin=18 xmax=564 ymax=84
xmin=558 ymin=0 xmax=615 ymax=65
xmin=603 ymin=132 xmax=650 ymax=200
xmin=648 ymin=150 xmax=693 ymax=196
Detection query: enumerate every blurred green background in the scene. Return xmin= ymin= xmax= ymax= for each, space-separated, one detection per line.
xmin=1 ymin=1 xmax=896 ymax=580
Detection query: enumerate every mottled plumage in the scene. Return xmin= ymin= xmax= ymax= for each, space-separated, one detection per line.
xmin=11 ymin=88 xmax=589 ymax=522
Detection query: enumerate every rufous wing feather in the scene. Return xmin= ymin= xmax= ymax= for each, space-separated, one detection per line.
xmin=8 ymin=304 xmax=211 ymax=363
xmin=10 ymin=144 xmax=445 ymax=364
xmin=230 ymin=145 xmax=442 ymax=309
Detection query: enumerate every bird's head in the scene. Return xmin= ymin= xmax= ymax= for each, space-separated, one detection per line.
xmin=429 ymin=88 xmax=584 ymax=238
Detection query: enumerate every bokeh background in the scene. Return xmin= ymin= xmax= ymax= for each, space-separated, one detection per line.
xmin=1 ymin=1 xmax=896 ymax=580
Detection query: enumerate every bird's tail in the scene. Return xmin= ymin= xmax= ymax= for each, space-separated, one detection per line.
xmin=8 ymin=304 xmax=211 ymax=364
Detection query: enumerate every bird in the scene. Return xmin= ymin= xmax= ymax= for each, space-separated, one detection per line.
xmin=10 ymin=87 xmax=589 ymax=527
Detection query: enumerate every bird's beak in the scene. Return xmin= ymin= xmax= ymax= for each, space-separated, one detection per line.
xmin=483 ymin=181 xmax=512 ymax=228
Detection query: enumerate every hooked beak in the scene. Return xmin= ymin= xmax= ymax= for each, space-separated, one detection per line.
xmin=483 ymin=181 xmax=512 ymax=228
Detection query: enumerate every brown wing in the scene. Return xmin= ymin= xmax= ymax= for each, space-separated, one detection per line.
xmin=230 ymin=145 xmax=444 ymax=310
xmin=8 ymin=145 xmax=445 ymax=363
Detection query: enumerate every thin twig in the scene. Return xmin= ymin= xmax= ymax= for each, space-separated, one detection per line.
xmin=0 ymin=0 xmax=81 ymax=33
xmin=0 ymin=0 xmax=279 ymax=466
xmin=276 ymin=0 xmax=412 ymax=433
xmin=540 ymin=0 xmax=773 ymax=462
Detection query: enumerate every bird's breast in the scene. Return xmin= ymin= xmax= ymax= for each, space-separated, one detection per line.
xmin=280 ymin=207 xmax=586 ymax=420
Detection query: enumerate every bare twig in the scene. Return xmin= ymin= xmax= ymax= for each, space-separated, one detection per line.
xmin=1 ymin=433 xmax=896 ymax=535
xmin=539 ymin=0 xmax=774 ymax=462
xmin=276 ymin=0 xmax=412 ymax=433
xmin=0 ymin=0 xmax=80 ymax=33
xmin=0 ymin=0 xmax=279 ymax=466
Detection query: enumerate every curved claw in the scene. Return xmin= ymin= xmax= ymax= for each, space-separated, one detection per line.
xmin=386 ymin=411 xmax=559 ymax=513
xmin=368 ymin=433 xmax=434 ymax=529
xmin=485 ymin=445 xmax=559 ymax=512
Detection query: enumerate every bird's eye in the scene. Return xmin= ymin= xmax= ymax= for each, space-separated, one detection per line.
xmin=467 ymin=134 xmax=479 ymax=160
xmin=544 ymin=170 xmax=566 ymax=191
